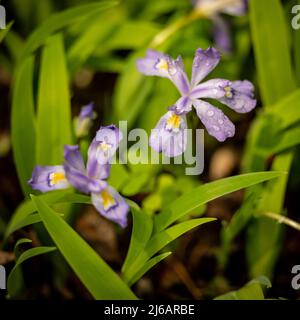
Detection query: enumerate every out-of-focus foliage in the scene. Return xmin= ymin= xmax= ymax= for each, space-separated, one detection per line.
xmin=1 ymin=0 xmax=300 ymax=300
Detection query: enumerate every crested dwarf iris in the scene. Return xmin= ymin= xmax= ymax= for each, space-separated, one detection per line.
xmin=28 ymin=125 xmax=129 ymax=228
xmin=137 ymin=47 xmax=256 ymax=157
xmin=193 ymin=0 xmax=248 ymax=53
xmin=75 ymin=102 xmax=97 ymax=138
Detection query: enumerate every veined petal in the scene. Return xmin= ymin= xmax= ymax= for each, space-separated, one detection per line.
xmin=212 ymin=15 xmax=232 ymax=54
xmin=87 ymin=138 xmax=111 ymax=180
xmin=75 ymin=102 xmax=96 ymax=138
xmin=63 ymin=145 xmax=90 ymax=194
xmin=218 ymin=80 xmax=257 ymax=113
xmin=136 ymin=49 xmax=172 ymax=78
xmin=193 ymin=99 xmax=235 ymax=142
xmin=28 ymin=165 xmax=70 ymax=192
xmin=137 ymin=50 xmax=190 ymax=95
xmin=190 ymin=79 xmax=231 ymax=99
xmin=169 ymin=96 xmax=193 ymax=115
xmin=91 ymin=186 xmax=129 ymax=228
xmin=95 ymin=125 xmax=123 ymax=164
xmin=149 ymin=111 xmax=187 ymax=157
xmin=168 ymin=55 xmax=190 ymax=95
xmin=64 ymin=145 xmax=85 ymax=171
xmin=191 ymin=47 xmax=221 ymax=86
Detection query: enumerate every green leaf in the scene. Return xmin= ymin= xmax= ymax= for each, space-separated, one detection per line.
xmin=271 ymin=127 xmax=300 ymax=154
xmin=214 ymin=276 xmax=271 ymax=300
xmin=103 ymin=20 xmax=160 ymax=51
xmin=122 ymin=204 xmax=153 ymax=274
xmin=14 ymin=238 xmax=32 ymax=259
xmin=121 ymin=170 xmax=152 ymax=196
xmin=124 ymin=218 xmax=215 ymax=284
xmin=128 ymin=252 xmax=171 ymax=287
xmin=7 ymin=246 xmax=56 ymax=297
xmin=36 ymin=34 xmax=72 ymax=165
xmin=11 ymin=55 xmax=36 ymax=195
xmin=21 ymin=1 xmax=118 ymax=57
xmin=113 ymin=50 xmax=155 ymax=128
xmin=154 ymin=171 xmax=285 ymax=232
xmin=294 ymin=2 xmax=300 ymax=86
xmin=0 ymin=21 xmax=13 ymax=43
xmin=247 ymin=152 xmax=293 ymax=278
xmin=31 ymin=195 xmax=137 ymax=300
xmin=249 ymin=0 xmax=295 ymax=106
xmin=5 ymin=191 xmax=90 ymax=240
xmin=219 ymin=190 xmax=261 ymax=268
xmin=267 ymin=89 xmax=300 ymax=132
xmin=245 ymin=0 xmax=297 ymax=280
xmin=67 ymin=8 xmax=123 ymax=74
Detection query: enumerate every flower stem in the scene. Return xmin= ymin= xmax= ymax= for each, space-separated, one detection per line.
xmin=150 ymin=10 xmax=204 ymax=49
xmin=261 ymin=211 xmax=300 ymax=232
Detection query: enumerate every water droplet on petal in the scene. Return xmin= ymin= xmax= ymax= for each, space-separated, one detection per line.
xmin=207 ymin=110 xmax=214 ymax=117
xmin=218 ymin=119 xmax=224 ymax=124
xmin=213 ymin=125 xmax=220 ymax=131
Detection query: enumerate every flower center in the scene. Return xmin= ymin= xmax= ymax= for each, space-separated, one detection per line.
xmin=100 ymin=189 xmax=116 ymax=210
xmin=224 ymin=86 xmax=233 ymax=99
xmin=99 ymin=141 xmax=112 ymax=152
xmin=166 ymin=113 xmax=181 ymax=132
xmin=155 ymin=58 xmax=169 ymax=71
xmin=49 ymin=172 xmax=66 ymax=186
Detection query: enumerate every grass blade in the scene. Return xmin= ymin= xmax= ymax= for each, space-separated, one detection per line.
xmin=31 ymin=195 xmax=137 ymax=300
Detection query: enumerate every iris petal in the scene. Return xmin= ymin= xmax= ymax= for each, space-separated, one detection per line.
xmin=191 ymin=47 xmax=221 ymax=86
xmin=193 ymin=99 xmax=235 ymax=142
xmin=28 ymin=165 xmax=70 ymax=192
xmin=91 ymin=186 xmax=129 ymax=228
xmin=150 ymin=111 xmax=187 ymax=157
xmin=95 ymin=125 xmax=123 ymax=164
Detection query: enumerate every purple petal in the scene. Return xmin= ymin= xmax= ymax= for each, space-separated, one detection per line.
xmin=169 ymin=96 xmax=193 ymax=115
xmin=79 ymin=102 xmax=95 ymax=119
xmin=95 ymin=125 xmax=123 ymax=164
xmin=76 ymin=102 xmax=96 ymax=138
xmin=137 ymin=50 xmax=190 ymax=95
xmin=168 ymin=55 xmax=190 ymax=95
xmin=218 ymin=80 xmax=257 ymax=113
xmin=136 ymin=49 xmax=172 ymax=78
xmin=91 ymin=186 xmax=129 ymax=228
xmin=213 ymin=16 xmax=232 ymax=54
xmin=190 ymin=79 xmax=231 ymax=99
xmin=149 ymin=111 xmax=187 ymax=157
xmin=87 ymin=138 xmax=111 ymax=180
xmin=193 ymin=99 xmax=235 ymax=142
xmin=28 ymin=165 xmax=70 ymax=192
xmin=63 ymin=145 xmax=85 ymax=171
xmin=191 ymin=47 xmax=221 ymax=86
xmin=222 ymin=0 xmax=248 ymax=16
xmin=63 ymin=145 xmax=90 ymax=194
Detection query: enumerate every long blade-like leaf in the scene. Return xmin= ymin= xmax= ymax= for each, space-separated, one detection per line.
xmin=31 ymin=195 xmax=137 ymax=300
xmin=124 ymin=218 xmax=215 ymax=284
xmin=249 ymin=0 xmax=296 ymax=105
xmin=21 ymin=1 xmax=118 ymax=57
xmin=36 ymin=33 xmax=72 ymax=165
xmin=7 ymin=246 xmax=56 ymax=297
xmin=11 ymin=55 xmax=36 ymax=195
xmin=155 ymin=171 xmax=284 ymax=232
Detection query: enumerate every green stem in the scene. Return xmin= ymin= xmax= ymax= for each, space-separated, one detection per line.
xmin=261 ymin=211 xmax=300 ymax=232
xmin=150 ymin=10 xmax=204 ymax=49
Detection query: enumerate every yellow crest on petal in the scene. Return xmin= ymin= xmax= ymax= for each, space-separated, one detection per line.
xmin=100 ymin=189 xmax=116 ymax=210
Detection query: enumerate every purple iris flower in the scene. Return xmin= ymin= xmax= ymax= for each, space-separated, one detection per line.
xmin=75 ymin=102 xmax=97 ymax=138
xmin=137 ymin=47 xmax=256 ymax=157
xmin=193 ymin=0 xmax=248 ymax=53
xmin=28 ymin=125 xmax=129 ymax=228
